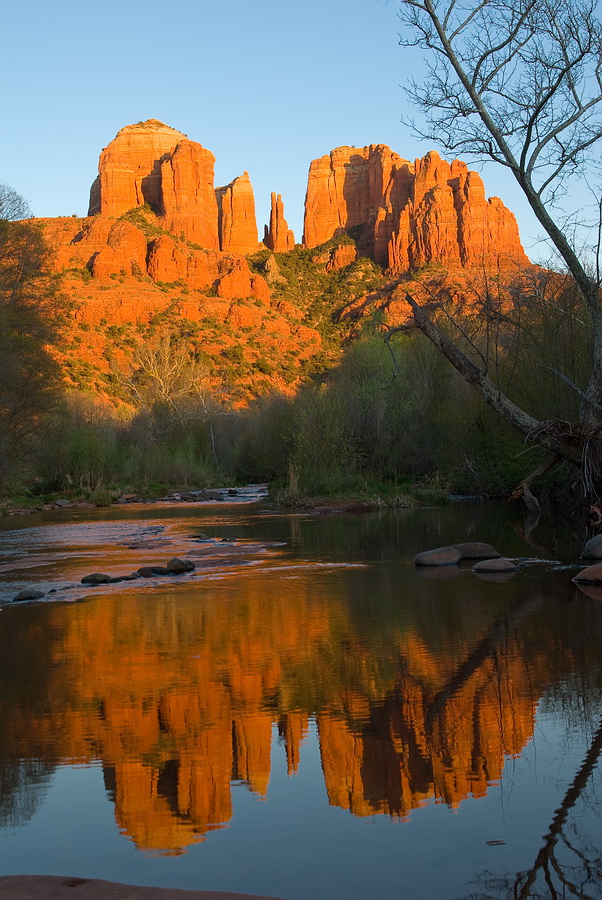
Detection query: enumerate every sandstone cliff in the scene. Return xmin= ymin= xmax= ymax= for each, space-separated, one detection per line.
xmin=216 ymin=172 xmax=260 ymax=255
xmin=88 ymin=120 xmax=257 ymax=254
xmin=263 ymin=192 xmax=295 ymax=252
xmin=303 ymin=145 xmax=529 ymax=273
xmin=89 ymin=120 xmax=187 ymax=218
xmin=37 ymin=120 xmax=536 ymax=404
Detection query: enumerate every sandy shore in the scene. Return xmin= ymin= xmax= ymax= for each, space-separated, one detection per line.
xmin=0 ymin=876 xmax=286 ymax=900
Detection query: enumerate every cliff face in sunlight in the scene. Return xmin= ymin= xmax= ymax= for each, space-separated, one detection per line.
xmin=0 ymin=569 xmax=589 ymax=856
xmin=29 ymin=119 xmax=534 ymax=405
xmin=303 ymin=146 xmax=528 ymax=274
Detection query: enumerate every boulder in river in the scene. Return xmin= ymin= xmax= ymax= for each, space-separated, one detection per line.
xmin=580 ymin=535 xmax=602 ymax=559
xmin=452 ymin=542 xmax=502 ymax=559
xmin=81 ymin=573 xmax=112 ymax=585
xmin=472 ymin=558 xmax=518 ymax=574
xmin=13 ymin=587 xmax=45 ymax=602
xmin=165 ymin=558 xmax=196 ymax=574
xmin=197 ymin=489 xmax=225 ymax=501
xmin=573 ymin=563 xmax=602 ymax=584
xmin=415 ymin=547 xmax=462 ymax=566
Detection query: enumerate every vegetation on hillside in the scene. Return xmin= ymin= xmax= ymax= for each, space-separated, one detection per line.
xmin=0 ymin=185 xmax=593 ymax=514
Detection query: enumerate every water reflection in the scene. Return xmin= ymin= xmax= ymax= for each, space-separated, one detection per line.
xmin=1 ymin=538 xmax=601 ymax=861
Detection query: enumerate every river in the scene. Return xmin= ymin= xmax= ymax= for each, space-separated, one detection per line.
xmin=0 ymin=500 xmax=600 ymax=899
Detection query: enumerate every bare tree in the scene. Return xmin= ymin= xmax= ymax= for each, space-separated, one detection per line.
xmin=0 ymin=182 xmax=31 ymax=222
xmin=114 ymin=331 xmax=222 ymax=468
xmin=393 ymin=0 xmax=602 ymax=505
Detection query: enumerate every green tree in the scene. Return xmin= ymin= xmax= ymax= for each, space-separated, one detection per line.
xmin=0 ymin=184 xmax=64 ymax=490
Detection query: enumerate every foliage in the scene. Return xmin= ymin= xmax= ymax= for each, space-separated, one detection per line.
xmin=0 ymin=196 xmax=66 ymax=490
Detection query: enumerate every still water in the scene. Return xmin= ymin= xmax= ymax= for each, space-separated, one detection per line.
xmin=0 ymin=501 xmax=601 ymax=899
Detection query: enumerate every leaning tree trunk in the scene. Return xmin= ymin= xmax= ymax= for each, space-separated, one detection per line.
xmin=388 ymin=292 xmax=602 ymax=508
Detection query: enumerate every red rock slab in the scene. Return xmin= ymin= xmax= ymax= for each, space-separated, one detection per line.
xmin=0 ymin=876 xmax=285 ymax=900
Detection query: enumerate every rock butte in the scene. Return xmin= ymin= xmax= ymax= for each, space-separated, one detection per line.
xmin=33 ymin=119 xmax=532 ymax=400
xmin=303 ymin=145 xmax=529 ymax=272
xmin=61 ymin=119 xmax=529 ymax=283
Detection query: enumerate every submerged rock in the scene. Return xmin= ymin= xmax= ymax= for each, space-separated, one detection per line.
xmin=415 ymin=547 xmax=462 ymax=566
xmin=136 ymin=566 xmax=170 ymax=578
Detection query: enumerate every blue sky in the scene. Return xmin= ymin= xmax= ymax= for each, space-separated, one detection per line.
xmin=0 ymin=0 xmax=569 ymax=260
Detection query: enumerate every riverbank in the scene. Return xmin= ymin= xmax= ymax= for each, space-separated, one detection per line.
xmin=0 ymin=877 xmax=286 ymax=900
xmin=0 ymin=485 xmax=270 ymax=517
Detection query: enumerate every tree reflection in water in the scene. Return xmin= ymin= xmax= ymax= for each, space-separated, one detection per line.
xmin=462 ymin=717 xmax=602 ymax=898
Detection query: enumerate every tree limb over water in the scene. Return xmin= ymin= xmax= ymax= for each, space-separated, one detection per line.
xmin=395 ymin=0 xmax=602 ymax=505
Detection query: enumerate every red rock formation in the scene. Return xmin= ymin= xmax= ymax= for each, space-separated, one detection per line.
xmin=90 ymin=220 xmax=148 ymax=278
xmin=146 ymin=234 xmax=219 ymax=290
xmin=88 ymin=121 xmax=263 ymax=257
xmin=216 ymin=172 xmax=259 ymax=254
xmin=303 ymin=145 xmax=529 ymax=273
xmin=216 ymin=256 xmax=254 ymax=299
xmin=90 ymin=120 xmax=187 ymax=218
xmin=263 ymin=193 xmax=295 ymax=252
xmin=312 ymin=243 xmax=357 ymax=271
xmin=160 ymin=139 xmax=219 ymax=249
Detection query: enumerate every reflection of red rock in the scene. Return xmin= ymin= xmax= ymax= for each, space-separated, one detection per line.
xmin=4 ymin=572 xmax=564 ymax=855
xmin=303 ymin=145 xmax=528 ymax=273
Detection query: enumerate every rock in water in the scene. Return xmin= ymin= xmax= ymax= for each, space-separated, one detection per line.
xmin=453 ymin=542 xmax=502 ymax=559
xmin=13 ymin=588 xmax=46 ymax=602
xmin=581 ymin=535 xmax=602 ymax=559
xmin=136 ymin=566 xmax=170 ymax=578
xmin=415 ymin=547 xmax=462 ymax=566
xmin=573 ymin=563 xmax=602 ymax=584
xmin=81 ymin=573 xmax=112 ymax=585
xmin=472 ymin=558 xmax=518 ymax=574
xmin=165 ymin=558 xmax=196 ymax=574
